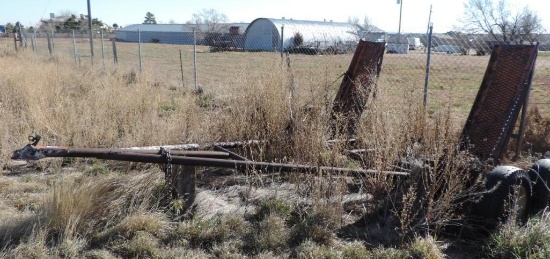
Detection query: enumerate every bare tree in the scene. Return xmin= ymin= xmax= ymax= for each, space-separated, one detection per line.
xmin=189 ymin=8 xmax=229 ymax=34
xmin=520 ymin=8 xmax=544 ymax=43
xmin=348 ymin=16 xmax=378 ymax=41
xmin=461 ymin=0 xmax=543 ymax=44
xmin=189 ymin=9 xmax=229 ymax=46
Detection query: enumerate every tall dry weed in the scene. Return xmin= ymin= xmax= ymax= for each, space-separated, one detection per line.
xmin=0 ymin=49 xmax=207 ymax=164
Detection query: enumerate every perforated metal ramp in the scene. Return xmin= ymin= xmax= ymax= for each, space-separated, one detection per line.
xmin=331 ymin=40 xmax=385 ymax=137
xmin=460 ymin=45 xmax=538 ymax=164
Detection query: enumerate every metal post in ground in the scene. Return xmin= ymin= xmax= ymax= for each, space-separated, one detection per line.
xmin=112 ymin=39 xmax=118 ymax=65
xmin=51 ymin=30 xmax=55 ymax=50
xmin=423 ymin=24 xmax=433 ymax=108
xmin=180 ymin=49 xmax=185 ymax=88
xmin=13 ymin=33 xmax=18 ymax=52
xmin=100 ymin=30 xmax=105 ymax=66
xmin=87 ymin=0 xmax=94 ymax=65
xmin=280 ymin=25 xmax=284 ymax=61
xmin=138 ymin=29 xmax=142 ymax=73
xmin=17 ymin=23 xmax=24 ymax=49
xmin=31 ymin=35 xmax=36 ymax=53
xmin=193 ymin=27 xmax=198 ymax=92
xmin=72 ymin=30 xmax=78 ymax=63
xmin=47 ymin=32 xmax=53 ymax=55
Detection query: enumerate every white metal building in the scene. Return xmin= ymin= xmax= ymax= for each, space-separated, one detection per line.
xmin=244 ymin=18 xmax=384 ymax=51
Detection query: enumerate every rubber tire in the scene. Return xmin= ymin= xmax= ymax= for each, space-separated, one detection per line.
xmin=475 ymin=166 xmax=532 ymax=227
xmin=528 ymin=159 xmax=550 ymax=215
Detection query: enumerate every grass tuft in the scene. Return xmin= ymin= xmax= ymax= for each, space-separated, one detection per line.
xmin=484 ymin=214 xmax=550 ymax=258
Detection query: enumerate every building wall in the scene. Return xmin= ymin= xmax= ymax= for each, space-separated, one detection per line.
xmin=244 ymin=19 xmax=279 ymax=51
xmin=116 ymin=31 xmax=195 ymax=45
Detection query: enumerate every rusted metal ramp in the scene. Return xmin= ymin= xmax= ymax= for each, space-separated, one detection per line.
xmin=331 ymin=40 xmax=385 ymax=137
xmin=460 ymin=44 xmax=538 ymax=165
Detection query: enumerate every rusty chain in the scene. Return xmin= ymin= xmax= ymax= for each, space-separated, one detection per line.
xmin=160 ymin=147 xmax=175 ymax=199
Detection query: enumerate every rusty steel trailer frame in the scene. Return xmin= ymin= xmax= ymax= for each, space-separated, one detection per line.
xmin=11 ymin=138 xmax=408 ymax=177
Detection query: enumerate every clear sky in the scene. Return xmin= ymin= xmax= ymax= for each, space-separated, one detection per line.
xmin=0 ymin=0 xmax=548 ymax=33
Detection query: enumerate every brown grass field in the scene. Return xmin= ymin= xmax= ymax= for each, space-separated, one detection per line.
xmin=0 ymin=37 xmax=549 ymax=258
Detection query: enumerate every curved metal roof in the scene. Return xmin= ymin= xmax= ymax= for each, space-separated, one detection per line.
xmin=245 ymin=18 xmax=383 ymax=51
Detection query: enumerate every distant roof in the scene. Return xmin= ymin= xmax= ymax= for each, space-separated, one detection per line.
xmin=387 ymin=34 xmax=409 ymax=44
xmin=263 ymin=18 xmax=384 ymax=33
xmin=40 ymin=15 xmax=70 ymax=23
xmin=118 ymin=23 xmax=249 ymax=33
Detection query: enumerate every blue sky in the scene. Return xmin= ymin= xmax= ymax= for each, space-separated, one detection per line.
xmin=0 ymin=0 xmax=548 ymax=33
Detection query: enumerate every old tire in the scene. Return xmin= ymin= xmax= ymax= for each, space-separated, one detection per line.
xmin=529 ymin=159 xmax=550 ymax=215
xmin=475 ymin=166 xmax=532 ymax=227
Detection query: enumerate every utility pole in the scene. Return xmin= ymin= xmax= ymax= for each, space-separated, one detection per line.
xmin=426 ymin=5 xmax=433 ymax=36
xmin=87 ymin=0 xmax=94 ymax=64
xmin=398 ymin=0 xmax=403 ymax=34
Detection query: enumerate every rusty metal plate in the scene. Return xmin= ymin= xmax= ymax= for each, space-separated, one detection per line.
xmin=460 ymin=45 xmax=538 ymax=164
xmin=331 ymin=40 xmax=385 ymax=136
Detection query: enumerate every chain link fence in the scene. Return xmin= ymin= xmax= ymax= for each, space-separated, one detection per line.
xmin=2 ymin=22 xmax=549 ymax=122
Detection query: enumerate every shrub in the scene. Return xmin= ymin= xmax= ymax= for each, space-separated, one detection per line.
xmin=171 ymin=214 xmax=248 ymax=249
xmin=294 ymin=240 xmax=339 ymax=259
xmin=289 ymin=205 xmax=340 ymax=246
xmin=111 ymin=231 xmax=161 ymax=258
xmin=249 ymin=197 xmax=293 ymax=222
xmin=245 ymin=214 xmax=289 ymax=254
xmin=484 ymin=215 xmax=550 ymax=258
xmin=408 ymin=235 xmax=446 ymax=259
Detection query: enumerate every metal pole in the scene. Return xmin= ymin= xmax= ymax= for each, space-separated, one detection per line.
xmin=87 ymin=0 xmax=94 ymax=64
xmin=51 ymin=30 xmax=55 ymax=50
xmin=179 ymin=49 xmax=185 ymax=88
xmin=425 ymin=5 xmax=432 ymax=53
xmin=13 ymin=32 xmax=18 ymax=52
xmin=138 ymin=29 xmax=142 ymax=73
xmin=72 ymin=30 xmax=78 ymax=63
xmin=31 ymin=35 xmax=36 ymax=53
xmin=423 ymin=25 xmax=433 ymax=108
xmin=12 ymin=144 xmax=409 ymax=177
xmin=17 ymin=23 xmax=23 ymax=48
xmin=398 ymin=0 xmax=403 ymax=34
xmin=112 ymin=39 xmax=118 ymax=64
xmin=47 ymin=32 xmax=53 ymax=55
xmin=280 ymin=25 xmax=284 ymax=60
xmin=101 ymin=30 xmax=105 ymax=66
xmin=193 ymin=27 xmax=198 ymax=91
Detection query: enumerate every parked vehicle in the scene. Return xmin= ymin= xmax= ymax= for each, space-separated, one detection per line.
xmin=407 ymin=37 xmax=423 ymax=50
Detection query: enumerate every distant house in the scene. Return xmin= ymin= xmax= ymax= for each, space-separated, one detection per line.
xmin=40 ymin=13 xmax=71 ymax=30
xmin=0 ymin=25 xmax=5 ymax=34
xmin=244 ymin=18 xmax=384 ymax=52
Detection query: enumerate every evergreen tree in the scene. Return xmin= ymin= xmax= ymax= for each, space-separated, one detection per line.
xmin=143 ymin=12 xmax=157 ymax=24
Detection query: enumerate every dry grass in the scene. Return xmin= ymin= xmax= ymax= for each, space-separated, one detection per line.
xmin=1 ymin=38 xmax=549 ymax=258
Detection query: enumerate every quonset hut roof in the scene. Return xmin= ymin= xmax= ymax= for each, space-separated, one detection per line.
xmin=244 ymin=18 xmax=384 ymax=51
